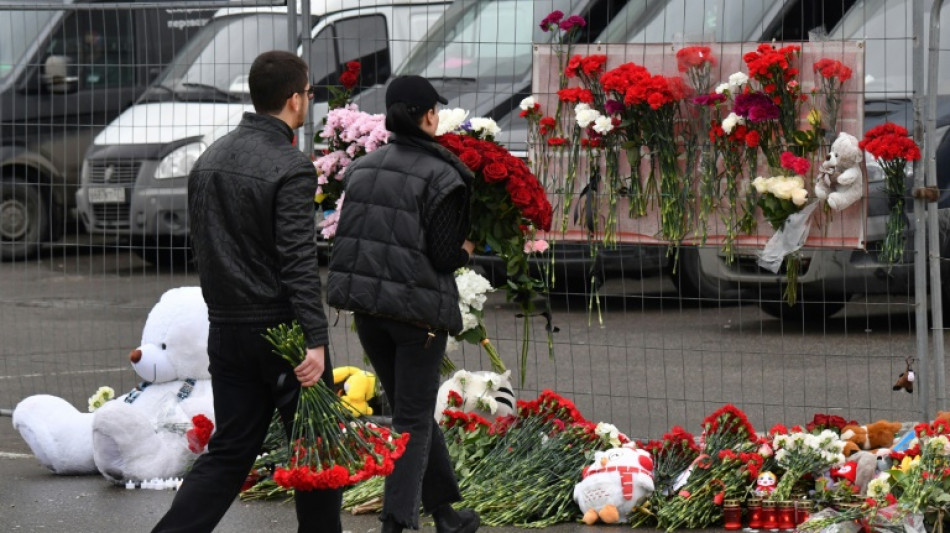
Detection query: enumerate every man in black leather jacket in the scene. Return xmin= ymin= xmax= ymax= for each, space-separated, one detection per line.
xmin=152 ymin=50 xmax=342 ymax=533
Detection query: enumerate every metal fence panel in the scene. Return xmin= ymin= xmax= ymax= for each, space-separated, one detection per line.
xmin=0 ymin=0 xmax=945 ymax=442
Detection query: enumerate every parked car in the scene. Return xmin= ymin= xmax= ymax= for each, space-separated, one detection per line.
xmin=0 ymin=0 xmax=212 ymax=261
xmin=75 ymin=0 xmax=451 ymax=265
xmin=695 ymin=0 xmax=950 ymax=321
xmin=351 ymin=0 xmax=855 ymax=295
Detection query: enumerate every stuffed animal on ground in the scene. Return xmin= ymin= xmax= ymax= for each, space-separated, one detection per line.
xmin=754 ymin=471 xmax=777 ymax=497
xmin=814 ymin=131 xmax=864 ymax=211
xmin=573 ymin=445 xmax=654 ymax=525
xmin=433 ymin=369 xmax=515 ymax=422
xmin=332 ymin=366 xmax=376 ymax=416
xmin=840 ymin=420 xmax=902 ymax=456
xmin=12 ymin=287 xmax=215 ymax=482
xmin=824 ymin=451 xmax=878 ymax=495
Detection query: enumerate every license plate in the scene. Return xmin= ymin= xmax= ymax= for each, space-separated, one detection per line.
xmin=88 ymin=187 xmax=126 ymax=204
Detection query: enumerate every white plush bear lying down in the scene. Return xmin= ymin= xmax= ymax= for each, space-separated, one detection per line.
xmin=12 ymin=287 xmax=215 ymax=482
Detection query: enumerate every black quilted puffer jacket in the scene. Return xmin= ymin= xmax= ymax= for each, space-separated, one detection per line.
xmin=188 ymin=112 xmax=328 ymax=348
xmin=327 ymin=134 xmax=471 ymax=335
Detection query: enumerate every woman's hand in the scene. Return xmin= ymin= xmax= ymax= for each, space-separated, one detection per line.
xmin=462 ymin=239 xmax=475 ymax=257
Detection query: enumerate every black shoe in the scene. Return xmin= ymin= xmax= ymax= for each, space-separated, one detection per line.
xmin=433 ymin=506 xmax=480 ymax=533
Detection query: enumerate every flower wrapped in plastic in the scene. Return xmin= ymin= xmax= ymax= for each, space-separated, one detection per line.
xmin=264 ymin=323 xmax=409 ymax=490
xmin=754 ymin=151 xmax=816 ymax=305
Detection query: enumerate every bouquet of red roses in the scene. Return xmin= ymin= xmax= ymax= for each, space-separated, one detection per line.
xmin=436 ymin=131 xmax=553 ymax=385
xmin=264 ymin=323 xmax=409 ymax=490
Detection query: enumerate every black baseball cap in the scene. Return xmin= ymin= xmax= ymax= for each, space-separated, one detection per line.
xmin=385 ymin=75 xmax=448 ymax=111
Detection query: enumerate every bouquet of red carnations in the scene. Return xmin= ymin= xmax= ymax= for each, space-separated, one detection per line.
xmin=264 ymin=323 xmax=409 ymax=490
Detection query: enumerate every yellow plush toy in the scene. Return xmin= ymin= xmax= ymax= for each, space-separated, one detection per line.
xmin=332 ymin=366 xmax=377 ymax=416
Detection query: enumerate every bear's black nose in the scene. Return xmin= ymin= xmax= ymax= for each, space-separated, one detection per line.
xmin=825 ymin=153 xmax=832 ymax=160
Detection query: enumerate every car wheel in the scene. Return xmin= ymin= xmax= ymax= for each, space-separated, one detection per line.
xmin=132 ymin=237 xmax=192 ymax=269
xmin=758 ymin=296 xmax=847 ymax=322
xmin=669 ymin=247 xmax=742 ymax=302
xmin=0 ymin=179 xmax=49 ymax=261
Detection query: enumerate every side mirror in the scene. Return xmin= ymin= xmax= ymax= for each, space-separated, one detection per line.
xmin=43 ymin=55 xmax=79 ymax=93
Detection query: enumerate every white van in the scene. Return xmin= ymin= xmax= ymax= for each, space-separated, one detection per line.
xmin=75 ymin=0 xmax=450 ymax=264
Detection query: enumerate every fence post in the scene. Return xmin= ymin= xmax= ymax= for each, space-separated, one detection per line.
xmin=927 ymin=0 xmax=947 ymax=414
xmin=301 ymin=0 xmax=314 ymax=157
xmin=913 ymin=0 xmax=932 ymax=422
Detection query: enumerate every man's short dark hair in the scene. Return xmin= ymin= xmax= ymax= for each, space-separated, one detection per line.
xmin=248 ymin=50 xmax=308 ymax=114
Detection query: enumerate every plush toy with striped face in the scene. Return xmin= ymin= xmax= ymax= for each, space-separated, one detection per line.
xmin=573 ymin=445 xmax=655 ymax=525
xmin=433 ymin=369 xmax=515 ymax=422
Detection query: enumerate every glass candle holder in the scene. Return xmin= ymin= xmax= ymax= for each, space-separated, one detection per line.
xmin=777 ymin=501 xmax=796 ymax=530
xmin=723 ymin=499 xmax=742 ymax=530
xmin=747 ymin=498 xmax=763 ymax=529
xmin=795 ymin=500 xmax=814 ymax=525
xmin=762 ymin=500 xmax=779 ymax=531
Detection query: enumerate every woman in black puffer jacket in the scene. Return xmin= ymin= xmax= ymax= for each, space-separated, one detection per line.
xmin=327 ymin=75 xmax=479 ymax=533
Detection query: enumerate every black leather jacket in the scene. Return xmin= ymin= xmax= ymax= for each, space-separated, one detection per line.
xmin=188 ymin=112 xmax=328 ymax=348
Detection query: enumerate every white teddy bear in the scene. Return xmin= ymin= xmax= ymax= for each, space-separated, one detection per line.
xmin=434 ymin=369 xmax=515 ymax=422
xmin=12 ymin=287 xmax=215 ymax=483
xmin=814 ymin=131 xmax=865 ymax=211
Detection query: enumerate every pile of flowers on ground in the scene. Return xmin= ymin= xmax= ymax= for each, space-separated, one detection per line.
xmin=241 ymin=386 xmax=949 ymax=531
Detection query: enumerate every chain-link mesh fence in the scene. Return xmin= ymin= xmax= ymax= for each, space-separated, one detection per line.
xmin=0 ymin=0 xmax=946 ymax=441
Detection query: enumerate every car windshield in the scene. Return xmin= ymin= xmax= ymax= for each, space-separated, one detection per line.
xmin=829 ymin=0 xmax=950 ymax=97
xmin=600 ymin=0 xmax=779 ymax=44
xmin=0 ymin=6 xmax=56 ymax=81
xmin=397 ymin=0 xmax=580 ymax=81
xmin=153 ymin=13 xmax=285 ymax=99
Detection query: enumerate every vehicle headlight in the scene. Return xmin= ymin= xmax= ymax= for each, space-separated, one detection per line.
xmin=155 ymin=142 xmax=206 ymax=180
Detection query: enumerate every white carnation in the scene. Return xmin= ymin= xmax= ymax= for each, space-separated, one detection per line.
xmin=519 ymin=96 xmax=537 ymax=111
xmin=476 ymin=395 xmax=499 ymax=414
xmin=721 ymin=112 xmax=744 ymax=134
xmin=596 ymin=422 xmax=622 ymax=447
xmin=728 ymin=71 xmax=749 ymax=88
xmin=714 ymin=82 xmax=731 ymax=94
xmin=437 ymin=108 xmax=469 ymax=136
xmin=460 ymin=308 xmax=478 ymax=333
xmin=867 ymin=473 xmax=891 ymax=499
xmin=592 ymin=115 xmax=614 ymax=134
xmin=468 ymin=117 xmax=501 ymax=138
xmin=575 ymin=106 xmax=601 ymax=129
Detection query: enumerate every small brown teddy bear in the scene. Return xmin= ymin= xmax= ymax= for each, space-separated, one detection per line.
xmin=840 ymin=420 xmax=902 ymax=456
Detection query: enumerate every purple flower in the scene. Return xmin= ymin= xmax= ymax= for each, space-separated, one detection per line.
xmin=559 ymin=15 xmax=586 ymax=31
xmin=692 ymin=93 xmax=727 ymax=106
xmin=747 ymin=103 xmax=779 ymax=122
xmin=604 ymin=99 xmax=625 ymax=115
xmin=733 ymin=92 xmax=778 ymax=123
xmin=539 ymin=10 xmax=563 ymax=31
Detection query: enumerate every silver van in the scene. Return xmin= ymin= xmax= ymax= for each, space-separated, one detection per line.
xmin=75 ymin=0 xmax=450 ymax=265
